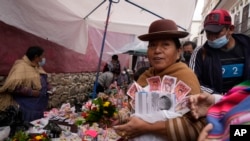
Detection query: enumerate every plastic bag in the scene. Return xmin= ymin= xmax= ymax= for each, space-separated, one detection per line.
xmin=130 ymin=110 xmax=182 ymax=141
xmin=0 ymin=106 xmax=29 ymax=137
xmin=0 ymin=106 xmax=19 ymax=126
xmin=43 ymin=121 xmax=62 ymax=138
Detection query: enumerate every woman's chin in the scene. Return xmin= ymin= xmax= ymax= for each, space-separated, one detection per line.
xmin=153 ymin=66 xmax=166 ymax=72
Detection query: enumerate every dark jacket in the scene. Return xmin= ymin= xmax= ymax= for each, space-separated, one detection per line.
xmin=189 ymin=34 xmax=250 ymax=94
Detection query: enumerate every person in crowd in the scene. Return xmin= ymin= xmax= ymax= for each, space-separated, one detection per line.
xmin=0 ymin=46 xmax=51 ymax=123
xmin=182 ymin=41 xmax=196 ymax=65
xmin=113 ymin=19 xmax=206 ymax=141
xmin=189 ymin=9 xmax=250 ymax=94
xmin=103 ymin=54 xmax=121 ymax=75
xmin=134 ymin=56 xmax=150 ymax=72
xmin=117 ymin=67 xmax=131 ymax=87
xmin=189 ymin=80 xmax=250 ymax=141
xmin=95 ymin=71 xmax=119 ymax=95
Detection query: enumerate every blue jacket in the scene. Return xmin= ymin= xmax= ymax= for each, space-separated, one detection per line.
xmin=189 ymin=34 xmax=250 ymax=94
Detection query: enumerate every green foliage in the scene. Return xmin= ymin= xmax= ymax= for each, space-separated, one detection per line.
xmin=12 ymin=130 xmax=29 ymax=141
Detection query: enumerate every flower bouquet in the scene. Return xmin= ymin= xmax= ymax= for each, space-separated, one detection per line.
xmin=80 ymin=94 xmax=118 ymax=128
xmin=10 ymin=130 xmax=50 ymax=141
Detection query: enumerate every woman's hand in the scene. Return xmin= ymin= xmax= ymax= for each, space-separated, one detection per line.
xmin=189 ymin=93 xmax=215 ymax=119
xmin=113 ymin=116 xmax=150 ymax=139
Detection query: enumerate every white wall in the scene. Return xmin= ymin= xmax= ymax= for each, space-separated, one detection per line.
xmin=190 ymin=20 xmax=202 ymax=42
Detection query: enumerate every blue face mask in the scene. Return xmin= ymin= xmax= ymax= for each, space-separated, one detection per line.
xmin=207 ymin=35 xmax=229 ymax=49
xmin=39 ymin=58 xmax=46 ymax=66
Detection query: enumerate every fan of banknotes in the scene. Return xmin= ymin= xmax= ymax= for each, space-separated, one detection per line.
xmin=127 ymin=75 xmax=191 ymax=115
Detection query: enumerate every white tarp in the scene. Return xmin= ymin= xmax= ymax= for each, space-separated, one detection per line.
xmin=107 ymin=37 xmax=148 ymax=56
xmin=0 ymin=0 xmax=197 ymax=54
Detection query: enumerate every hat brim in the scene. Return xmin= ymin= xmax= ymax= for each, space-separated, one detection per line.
xmin=138 ymin=31 xmax=189 ymax=41
xmin=204 ymin=25 xmax=224 ymax=33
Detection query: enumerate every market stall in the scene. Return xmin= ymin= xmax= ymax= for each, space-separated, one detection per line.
xmin=5 ymin=83 xmax=130 ymax=141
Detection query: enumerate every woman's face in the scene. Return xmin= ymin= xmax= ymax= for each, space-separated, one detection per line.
xmin=147 ymin=39 xmax=181 ymax=72
xmin=33 ymin=54 xmax=43 ymax=63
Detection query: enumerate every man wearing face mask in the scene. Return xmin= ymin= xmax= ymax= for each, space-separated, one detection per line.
xmin=0 ymin=46 xmax=51 ymax=123
xmin=182 ymin=41 xmax=196 ymax=65
xmin=189 ymin=9 xmax=250 ymax=94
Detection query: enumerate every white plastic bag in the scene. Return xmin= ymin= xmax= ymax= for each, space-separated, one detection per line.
xmin=129 ymin=110 xmax=182 ymax=141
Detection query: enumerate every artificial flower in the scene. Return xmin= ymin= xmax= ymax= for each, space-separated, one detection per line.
xmin=103 ymin=101 xmax=110 ymax=107
xmin=11 ymin=131 xmax=50 ymax=141
xmin=78 ymin=96 xmax=118 ymax=127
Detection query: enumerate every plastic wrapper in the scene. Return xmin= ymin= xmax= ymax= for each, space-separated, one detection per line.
xmin=129 ymin=110 xmax=182 ymax=141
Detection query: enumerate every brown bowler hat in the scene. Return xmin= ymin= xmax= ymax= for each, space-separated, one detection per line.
xmin=138 ymin=19 xmax=189 ymax=41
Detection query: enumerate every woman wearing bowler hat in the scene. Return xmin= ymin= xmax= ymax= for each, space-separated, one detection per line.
xmin=113 ymin=19 xmax=206 ymax=141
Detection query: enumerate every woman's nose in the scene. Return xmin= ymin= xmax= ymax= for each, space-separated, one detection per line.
xmin=154 ymin=45 xmax=163 ymax=52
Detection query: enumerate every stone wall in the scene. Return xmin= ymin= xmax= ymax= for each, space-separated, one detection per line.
xmin=0 ymin=72 xmax=97 ymax=109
